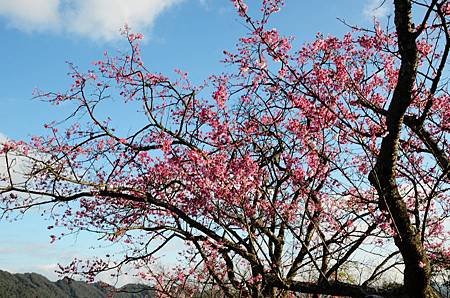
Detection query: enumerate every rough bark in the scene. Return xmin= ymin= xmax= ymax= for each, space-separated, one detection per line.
xmin=367 ymin=0 xmax=438 ymax=297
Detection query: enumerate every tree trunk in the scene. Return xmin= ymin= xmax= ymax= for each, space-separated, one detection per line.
xmin=368 ymin=1 xmax=437 ymax=297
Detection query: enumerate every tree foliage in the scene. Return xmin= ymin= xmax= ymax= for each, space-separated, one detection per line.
xmin=1 ymin=0 xmax=449 ymax=297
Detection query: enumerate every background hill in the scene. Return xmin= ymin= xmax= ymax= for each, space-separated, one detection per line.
xmin=0 ymin=270 xmax=154 ymax=298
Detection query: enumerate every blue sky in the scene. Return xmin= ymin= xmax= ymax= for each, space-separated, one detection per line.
xmin=0 ymin=0 xmax=389 ymax=285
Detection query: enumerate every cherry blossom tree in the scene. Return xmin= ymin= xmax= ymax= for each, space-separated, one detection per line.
xmin=1 ymin=0 xmax=449 ymax=297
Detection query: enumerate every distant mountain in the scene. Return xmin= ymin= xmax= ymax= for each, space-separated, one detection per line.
xmin=0 ymin=270 xmax=154 ymax=298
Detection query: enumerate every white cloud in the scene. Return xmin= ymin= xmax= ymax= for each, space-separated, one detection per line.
xmin=363 ymin=0 xmax=390 ymax=20
xmin=0 ymin=132 xmax=7 ymax=143
xmin=0 ymin=0 xmax=182 ymax=41
xmin=0 ymin=133 xmax=29 ymax=186
xmin=63 ymin=0 xmax=181 ymax=41
xmin=0 ymin=0 xmax=60 ymax=31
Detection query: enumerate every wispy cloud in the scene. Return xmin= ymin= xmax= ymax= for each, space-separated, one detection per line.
xmin=363 ymin=0 xmax=391 ymax=20
xmin=0 ymin=132 xmax=7 ymax=142
xmin=0 ymin=0 xmax=60 ymax=32
xmin=0 ymin=0 xmax=182 ymax=41
xmin=0 ymin=132 xmax=30 ymax=186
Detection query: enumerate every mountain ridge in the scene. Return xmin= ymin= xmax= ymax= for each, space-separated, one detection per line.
xmin=0 ymin=269 xmax=154 ymax=298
